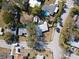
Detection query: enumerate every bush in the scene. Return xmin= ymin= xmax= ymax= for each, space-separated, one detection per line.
xmin=29 ymin=6 xmax=41 ymax=15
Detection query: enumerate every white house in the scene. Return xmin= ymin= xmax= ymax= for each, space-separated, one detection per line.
xmin=29 ymin=0 xmax=41 ymax=7
xmin=37 ymin=21 xmax=48 ymax=32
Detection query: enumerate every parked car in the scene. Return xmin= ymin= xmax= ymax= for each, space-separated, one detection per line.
xmin=59 ymin=21 xmax=63 ymax=27
xmin=56 ymin=27 xmax=60 ymax=33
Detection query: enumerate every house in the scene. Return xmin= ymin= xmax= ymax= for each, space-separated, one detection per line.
xmin=35 ymin=54 xmax=44 ymax=59
xmin=0 ymin=27 xmax=3 ymax=35
xmin=37 ymin=21 xmax=48 ymax=32
xmin=18 ymin=28 xmax=28 ymax=36
xmin=42 ymin=4 xmax=58 ymax=16
xmin=67 ymin=36 xmax=79 ymax=48
xmin=29 ymin=0 xmax=41 ymax=7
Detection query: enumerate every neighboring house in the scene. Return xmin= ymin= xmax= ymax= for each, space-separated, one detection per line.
xmin=42 ymin=4 xmax=59 ymax=16
xmin=35 ymin=54 xmax=44 ymax=59
xmin=0 ymin=27 xmax=3 ymax=35
xmin=18 ymin=28 xmax=28 ymax=36
xmin=37 ymin=21 xmax=48 ymax=32
xmin=29 ymin=0 xmax=41 ymax=7
xmin=67 ymin=36 xmax=79 ymax=48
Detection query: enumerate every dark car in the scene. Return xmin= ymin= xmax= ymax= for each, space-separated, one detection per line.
xmin=59 ymin=22 xmax=63 ymax=27
xmin=56 ymin=28 xmax=60 ymax=33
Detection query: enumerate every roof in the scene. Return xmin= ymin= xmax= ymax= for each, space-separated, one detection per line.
xmin=36 ymin=54 xmax=44 ymax=59
xmin=42 ymin=4 xmax=58 ymax=15
xmin=67 ymin=41 xmax=79 ymax=48
xmin=37 ymin=21 xmax=48 ymax=32
xmin=18 ymin=28 xmax=28 ymax=36
xmin=29 ymin=0 xmax=41 ymax=7
xmin=54 ymin=7 xmax=58 ymax=13
xmin=0 ymin=28 xmax=3 ymax=35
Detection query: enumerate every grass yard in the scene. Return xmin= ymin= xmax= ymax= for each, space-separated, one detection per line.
xmin=44 ymin=28 xmax=53 ymax=42
xmin=0 ymin=10 xmax=7 ymax=27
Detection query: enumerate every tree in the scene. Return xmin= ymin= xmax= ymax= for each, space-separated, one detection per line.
xmin=3 ymin=11 xmax=14 ymax=24
xmin=54 ymin=1 xmax=64 ymax=23
xmin=32 ymin=6 xmax=41 ymax=15
xmin=74 ymin=0 xmax=79 ymax=6
xmin=29 ymin=6 xmax=41 ymax=15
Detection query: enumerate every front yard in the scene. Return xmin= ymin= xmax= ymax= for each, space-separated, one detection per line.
xmin=60 ymin=5 xmax=79 ymax=55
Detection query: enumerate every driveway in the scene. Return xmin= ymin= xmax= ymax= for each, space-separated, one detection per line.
xmin=47 ymin=29 xmax=64 ymax=59
xmin=47 ymin=0 xmax=74 ymax=59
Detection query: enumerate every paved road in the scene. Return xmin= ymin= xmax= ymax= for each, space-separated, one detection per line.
xmin=69 ymin=54 xmax=79 ymax=59
xmin=0 ymin=40 xmax=10 ymax=48
xmin=47 ymin=0 xmax=74 ymax=59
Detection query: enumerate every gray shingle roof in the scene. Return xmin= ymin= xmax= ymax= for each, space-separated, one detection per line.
xmin=42 ymin=4 xmax=58 ymax=15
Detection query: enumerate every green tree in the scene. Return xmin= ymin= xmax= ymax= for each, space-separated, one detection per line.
xmin=0 ymin=0 xmax=2 ymax=9
xmin=29 ymin=6 xmax=41 ymax=15
xmin=3 ymin=11 xmax=14 ymax=24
